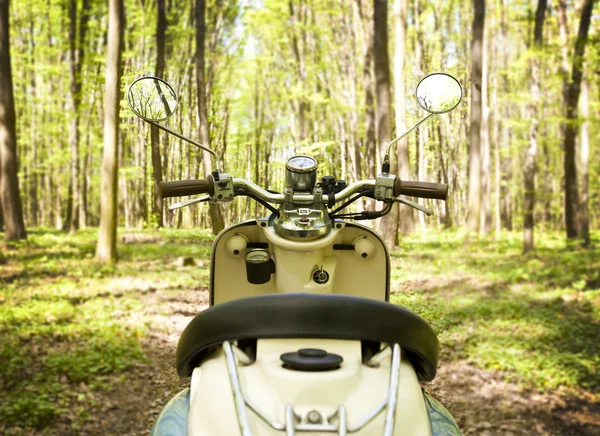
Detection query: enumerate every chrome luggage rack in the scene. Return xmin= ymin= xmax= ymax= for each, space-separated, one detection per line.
xmin=222 ymin=341 xmax=402 ymax=436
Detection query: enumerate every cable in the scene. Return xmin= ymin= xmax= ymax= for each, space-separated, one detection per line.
xmin=329 ymin=190 xmax=374 ymax=215
xmin=234 ymin=189 xmax=280 ymax=216
xmin=331 ymin=201 xmax=393 ymax=221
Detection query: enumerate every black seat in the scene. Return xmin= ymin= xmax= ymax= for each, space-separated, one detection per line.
xmin=176 ymin=293 xmax=439 ymax=381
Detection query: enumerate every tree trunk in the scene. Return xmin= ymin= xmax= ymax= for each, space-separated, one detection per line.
xmin=66 ymin=0 xmax=90 ymax=233
xmin=563 ymin=0 xmax=594 ymax=240
xmin=195 ymin=0 xmax=224 ymax=235
xmin=363 ymin=21 xmax=377 ymax=180
xmin=0 ymin=0 xmax=26 ymax=241
xmin=479 ymin=25 xmax=491 ymax=235
xmin=467 ymin=0 xmax=485 ymax=234
xmin=579 ymin=76 xmax=589 ymax=246
xmin=96 ymin=0 xmax=124 ymax=263
xmin=150 ymin=0 xmax=166 ymax=228
xmin=523 ymin=0 xmax=547 ymax=253
xmin=374 ymin=0 xmax=397 ymax=247
xmin=394 ymin=0 xmax=413 ymax=235
xmin=288 ymin=0 xmax=308 ymax=143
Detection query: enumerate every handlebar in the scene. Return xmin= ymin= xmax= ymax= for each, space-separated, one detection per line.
xmin=160 ymin=175 xmax=448 ymax=204
xmin=233 ymin=178 xmax=376 ymax=205
xmin=394 ymin=179 xmax=448 ymax=200
xmin=159 ymin=177 xmax=215 ymax=198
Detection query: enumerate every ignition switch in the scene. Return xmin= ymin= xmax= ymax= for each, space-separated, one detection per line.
xmin=312 ymin=266 xmax=329 ymax=285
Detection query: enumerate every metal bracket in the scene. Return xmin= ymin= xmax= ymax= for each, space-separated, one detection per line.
xmin=374 ymin=173 xmax=397 ymax=201
xmin=213 ymin=173 xmax=235 ymax=203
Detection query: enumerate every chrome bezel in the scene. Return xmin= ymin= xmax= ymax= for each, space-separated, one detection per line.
xmin=245 ymin=249 xmax=270 ymax=264
xmin=286 ymin=155 xmax=318 ymax=174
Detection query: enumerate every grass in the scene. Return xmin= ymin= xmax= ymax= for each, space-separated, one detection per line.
xmin=0 ymin=228 xmax=212 ymax=433
xmin=0 ymin=226 xmax=598 ymax=432
xmin=390 ymin=230 xmax=600 ymax=394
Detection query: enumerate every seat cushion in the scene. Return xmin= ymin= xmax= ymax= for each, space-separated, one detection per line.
xmin=176 ymin=293 xmax=439 ymax=381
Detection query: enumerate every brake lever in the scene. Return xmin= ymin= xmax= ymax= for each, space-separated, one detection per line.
xmin=167 ymin=196 xmax=211 ymax=211
xmin=393 ymin=197 xmax=433 ymax=216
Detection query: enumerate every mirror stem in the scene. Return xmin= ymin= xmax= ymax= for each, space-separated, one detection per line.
xmin=146 ymin=120 xmax=221 ymax=172
xmin=382 ymin=113 xmax=434 ymax=172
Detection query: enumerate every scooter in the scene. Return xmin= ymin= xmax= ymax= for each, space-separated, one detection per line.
xmin=126 ymin=72 xmax=463 ymax=436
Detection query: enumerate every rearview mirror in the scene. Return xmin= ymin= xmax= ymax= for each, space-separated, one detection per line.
xmin=415 ymin=73 xmax=462 ymax=114
xmin=127 ymin=76 xmax=178 ymax=122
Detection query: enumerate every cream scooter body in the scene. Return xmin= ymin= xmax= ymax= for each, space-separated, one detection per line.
xmin=184 ymin=221 xmax=432 ymax=435
xmin=126 ymin=73 xmax=464 ymax=436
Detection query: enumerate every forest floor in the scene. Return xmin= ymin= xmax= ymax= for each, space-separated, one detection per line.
xmin=0 ymin=227 xmax=599 ymax=435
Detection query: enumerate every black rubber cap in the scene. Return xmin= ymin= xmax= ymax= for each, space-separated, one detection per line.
xmin=281 ymin=348 xmax=343 ymax=372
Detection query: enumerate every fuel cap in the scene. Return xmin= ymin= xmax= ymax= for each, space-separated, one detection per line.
xmin=280 ymin=348 xmax=343 ymax=372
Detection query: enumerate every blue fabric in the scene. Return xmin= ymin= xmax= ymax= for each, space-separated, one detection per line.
xmin=423 ymin=391 xmax=462 ymax=435
xmin=150 ymin=389 xmax=190 ymax=436
xmin=149 ymin=387 xmax=460 ymax=435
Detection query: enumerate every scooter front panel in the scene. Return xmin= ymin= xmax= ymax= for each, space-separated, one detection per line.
xmin=210 ymin=221 xmax=389 ymax=305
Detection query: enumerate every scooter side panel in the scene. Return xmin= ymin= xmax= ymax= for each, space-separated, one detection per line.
xmin=423 ymin=392 xmax=462 ymax=435
xmin=150 ymin=389 xmax=190 ymax=436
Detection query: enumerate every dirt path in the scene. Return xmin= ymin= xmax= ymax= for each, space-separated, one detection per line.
xmin=68 ymin=288 xmax=599 ymax=436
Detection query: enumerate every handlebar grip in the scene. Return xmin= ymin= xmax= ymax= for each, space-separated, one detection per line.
xmin=394 ymin=179 xmax=448 ymax=200
xmin=158 ymin=177 xmax=215 ymax=198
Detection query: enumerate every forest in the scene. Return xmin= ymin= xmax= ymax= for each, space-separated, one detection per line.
xmin=0 ymin=0 xmax=596 ymax=250
xmin=1 ymin=0 xmax=599 ymax=434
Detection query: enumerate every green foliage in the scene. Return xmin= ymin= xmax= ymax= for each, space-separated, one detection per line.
xmin=391 ymin=229 xmax=600 ymax=393
xmin=0 ymin=228 xmax=211 ymax=431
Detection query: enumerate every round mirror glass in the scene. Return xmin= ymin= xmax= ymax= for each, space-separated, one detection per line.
xmin=415 ymin=73 xmax=462 ymax=114
xmin=127 ymin=76 xmax=178 ymax=121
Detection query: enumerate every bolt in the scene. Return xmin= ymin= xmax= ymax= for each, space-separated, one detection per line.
xmin=307 ymin=410 xmax=323 ymax=424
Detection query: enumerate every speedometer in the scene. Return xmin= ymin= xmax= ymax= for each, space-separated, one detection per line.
xmin=286 ymin=155 xmax=318 ymax=173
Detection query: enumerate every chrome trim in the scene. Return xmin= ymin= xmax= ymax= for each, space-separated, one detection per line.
xmin=385 ymin=113 xmax=434 ymax=160
xmin=167 ymin=195 xmax=210 ymax=211
xmin=223 ymin=341 xmax=253 ymax=436
xmin=364 ymin=345 xmax=391 ymax=368
xmin=147 ymin=120 xmax=220 ymax=172
xmin=383 ymin=344 xmax=402 ymax=436
xmin=347 ymin=401 xmax=386 ymax=432
xmin=222 ymin=341 xmax=402 ymax=435
xmin=246 ymin=398 xmax=285 ymax=431
xmin=338 ymin=405 xmax=348 ymax=435
xmin=286 ymin=404 xmax=295 ymax=436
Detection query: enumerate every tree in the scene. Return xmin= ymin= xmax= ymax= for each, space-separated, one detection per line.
xmin=562 ymin=0 xmax=595 ymax=240
xmin=96 ymin=0 xmax=124 ymax=263
xmin=374 ymin=0 xmax=398 ymax=247
xmin=467 ymin=0 xmax=485 ymax=234
xmin=394 ymin=0 xmax=414 ymax=235
xmin=580 ymin=76 xmax=590 ymax=246
xmin=523 ymin=0 xmax=548 ymax=253
xmin=0 ymin=0 xmax=27 ymax=242
xmin=196 ymin=0 xmax=224 ymax=235
xmin=66 ymin=0 xmax=91 ymax=233
xmin=150 ymin=0 xmax=166 ymax=228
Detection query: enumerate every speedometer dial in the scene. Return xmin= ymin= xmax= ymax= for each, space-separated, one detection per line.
xmin=286 ymin=155 xmax=318 ymax=173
